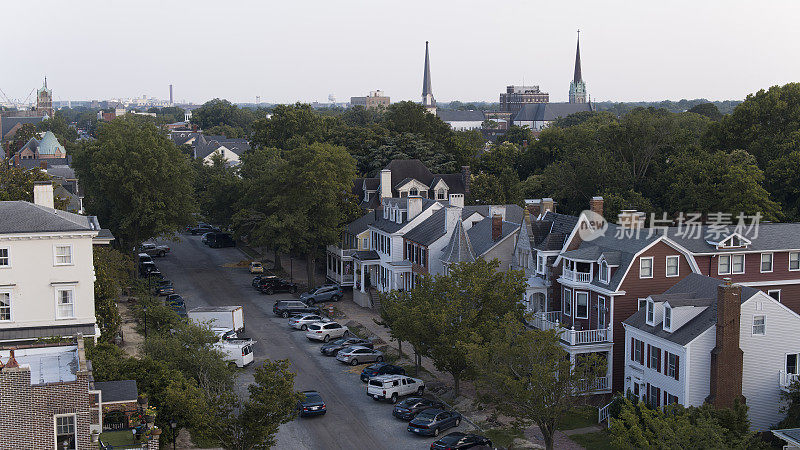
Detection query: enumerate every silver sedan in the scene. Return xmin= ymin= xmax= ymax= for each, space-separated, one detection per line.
xmin=336 ymin=346 xmax=384 ymax=366
xmin=288 ymin=313 xmax=328 ymax=331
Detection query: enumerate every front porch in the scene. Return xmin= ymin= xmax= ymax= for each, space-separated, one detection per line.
xmin=530 ymin=312 xmax=612 ymax=345
xmin=326 ymin=245 xmax=356 ymax=287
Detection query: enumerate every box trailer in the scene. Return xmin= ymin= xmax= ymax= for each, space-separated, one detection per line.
xmin=188 ymin=306 xmax=245 ymax=334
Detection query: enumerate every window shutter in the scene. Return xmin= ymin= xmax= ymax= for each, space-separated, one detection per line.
xmin=639 ymin=342 xmax=645 ymax=365
xmin=656 ymin=388 xmax=661 ymax=407
xmin=631 ymin=338 xmax=635 ymax=361
xmin=647 ymin=345 xmax=651 ymax=368
xmin=657 ymin=349 xmax=662 ymax=374
xmin=646 ymin=383 xmax=651 ymax=404
xmin=663 ymin=390 xmax=667 ymax=406
xmin=675 ymin=355 xmax=680 ymax=381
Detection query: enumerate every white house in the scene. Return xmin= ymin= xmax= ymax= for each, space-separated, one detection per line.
xmin=0 ymin=182 xmax=112 ymax=343
xmin=623 ymin=273 xmax=800 ymax=430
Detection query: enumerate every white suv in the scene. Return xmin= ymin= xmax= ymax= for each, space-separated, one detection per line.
xmin=366 ymin=374 xmax=425 ymax=403
xmin=305 ymin=321 xmax=349 ymax=342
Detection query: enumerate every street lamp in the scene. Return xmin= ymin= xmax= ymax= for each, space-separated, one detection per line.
xmin=170 ymin=421 xmax=177 ymax=450
xmin=143 ymin=306 xmax=148 ymax=339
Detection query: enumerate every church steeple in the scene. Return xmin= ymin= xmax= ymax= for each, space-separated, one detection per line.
xmin=421 ymin=41 xmax=436 ymax=114
xmin=569 ymin=30 xmax=588 ymax=104
xmin=573 ymin=31 xmax=582 ymax=84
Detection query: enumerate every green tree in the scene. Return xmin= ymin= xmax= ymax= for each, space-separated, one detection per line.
xmin=149 ymin=106 xmax=186 ymax=123
xmin=73 ymin=116 xmax=196 ymax=250
xmin=687 ymin=102 xmax=723 ymax=120
xmin=250 ymin=103 xmax=329 ymax=151
xmin=0 ymin=165 xmax=70 ymax=209
xmin=194 ymin=156 xmax=243 ymax=227
xmin=191 ymin=99 xmax=258 ymax=132
xmin=469 ymin=322 xmax=605 ymax=450
xmin=201 ymin=360 xmax=302 ymax=450
xmin=92 ymin=247 xmax=132 ymax=341
xmin=204 ymin=124 xmax=246 ymax=139
xmin=609 ymin=397 xmax=765 ymax=449
xmin=4 ymin=123 xmax=38 ymax=156
xmin=497 ymin=125 xmax=535 ymax=148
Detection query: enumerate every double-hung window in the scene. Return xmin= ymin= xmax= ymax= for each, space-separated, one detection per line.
xmin=666 ymin=352 xmax=679 ymax=380
xmin=54 ymin=245 xmax=73 ymax=265
xmin=761 ymin=253 xmax=773 ymax=273
xmin=639 ymin=257 xmax=653 ymax=278
xmin=663 ymin=306 xmax=672 ymax=331
xmin=646 ymin=300 xmax=655 ymax=325
xmin=787 ymin=354 xmax=800 ymax=375
xmin=732 ymin=254 xmax=745 ymax=274
xmin=790 ymin=252 xmax=800 ymax=271
xmin=753 ymin=315 xmax=766 ymax=335
xmin=0 ymin=292 xmax=10 ymax=321
xmin=56 ymin=288 xmax=75 ymax=319
xmin=55 ymin=414 xmax=77 ymax=450
xmin=0 ymin=248 xmax=9 ymax=267
xmin=599 ymin=260 xmax=609 ymax=283
xmin=666 ymin=256 xmax=679 ymax=277
xmin=563 ymin=289 xmax=572 ymax=316
xmin=718 ymin=255 xmax=731 ymax=275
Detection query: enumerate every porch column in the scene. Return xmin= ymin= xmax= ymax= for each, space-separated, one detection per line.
xmin=360 ymin=263 xmax=366 ymax=293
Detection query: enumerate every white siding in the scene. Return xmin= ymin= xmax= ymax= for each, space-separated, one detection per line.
xmin=623 ymin=326 xmax=689 ymax=404
xmin=685 ymin=327 xmax=715 ymax=406
xmin=740 ymin=293 xmax=800 ymax=430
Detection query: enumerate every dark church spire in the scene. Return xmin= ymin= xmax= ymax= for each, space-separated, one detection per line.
xmin=421 ymin=41 xmax=436 ymax=113
xmin=573 ymin=30 xmax=582 ymax=84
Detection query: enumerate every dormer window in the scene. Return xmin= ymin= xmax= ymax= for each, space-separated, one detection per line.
xmin=663 ymin=305 xmax=672 ymax=331
xmin=390 ymin=208 xmax=395 ymax=221
xmin=599 ymin=260 xmax=609 ymax=283
xmin=715 ymin=233 xmax=751 ymax=249
xmin=646 ymin=299 xmax=655 ymax=325
xmin=437 ymin=189 xmax=446 ymax=200
xmin=410 ymin=188 xmax=418 ymax=196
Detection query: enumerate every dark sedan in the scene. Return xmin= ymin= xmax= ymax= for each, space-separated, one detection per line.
xmin=252 ymin=274 xmax=277 ymax=288
xmin=430 ymin=432 xmax=492 ymax=450
xmin=407 ymin=408 xmax=462 ymax=437
xmin=153 ymin=280 xmax=174 ymax=296
xmin=359 ymin=362 xmax=406 ymax=382
xmin=392 ymin=397 xmax=445 ymax=421
xmin=272 ymin=300 xmax=319 ymax=318
xmin=298 ymin=390 xmax=327 ymax=417
xmin=258 ymin=278 xmax=298 ymax=295
xmin=320 ymin=337 xmax=373 ymax=356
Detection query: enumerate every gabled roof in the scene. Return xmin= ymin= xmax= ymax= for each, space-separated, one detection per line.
xmin=370 ymin=198 xmax=438 ymax=234
xmin=528 ymin=210 xmax=579 ymax=252
xmin=436 ymin=110 xmax=485 ymax=122
xmin=623 ymin=274 xmax=762 ymax=346
xmin=94 ymin=380 xmax=138 ymax=403
xmin=467 ymin=217 xmax=520 ymax=257
xmin=19 ymin=137 xmax=39 ymax=153
xmin=461 ymin=204 xmax=526 ymax=225
xmin=404 ymin=208 xmax=447 ymax=246
xmin=1 ymin=115 xmax=45 ymax=140
xmin=513 ymin=102 xmax=592 ymax=122
xmin=346 ymin=212 xmax=376 ymax=235
xmin=194 ymin=135 xmax=251 ymax=160
xmin=0 ymin=201 xmax=100 ymax=234
xmin=666 ymin=224 xmax=800 ymax=253
xmin=441 ymin=220 xmax=475 ymax=264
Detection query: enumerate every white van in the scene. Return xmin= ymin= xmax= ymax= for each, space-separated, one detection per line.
xmin=214 ymin=338 xmax=255 ymax=367
xmin=189 ymin=306 xmax=245 ymax=333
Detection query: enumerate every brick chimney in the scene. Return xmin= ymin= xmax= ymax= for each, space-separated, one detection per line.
xmin=589 ymin=196 xmax=604 ymax=218
xmin=33 ymin=181 xmax=54 ymax=209
xmin=492 ymin=214 xmax=502 ymax=241
xmin=707 ymin=278 xmax=745 ymax=408
xmin=541 ymin=198 xmax=555 ymax=213
xmin=461 ymin=166 xmax=471 ymax=197
xmin=525 ymin=199 xmax=542 ymax=219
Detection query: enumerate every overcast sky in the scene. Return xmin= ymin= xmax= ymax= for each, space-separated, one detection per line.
xmin=3 ymin=1 xmax=799 ymax=105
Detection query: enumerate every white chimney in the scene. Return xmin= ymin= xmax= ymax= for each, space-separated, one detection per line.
xmin=407 ymin=196 xmax=423 ymax=221
xmin=380 ymin=169 xmax=392 ymax=199
xmin=448 ymin=193 xmax=464 ymax=208
xmin=33 ymin=181 xmax=54 ymax=209
xmin=489 ymin=205 xmax=506 ymax=220
xmin=445 ymin=206 xmax=461 ymax=233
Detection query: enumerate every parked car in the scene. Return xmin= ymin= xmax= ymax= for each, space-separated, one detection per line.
xmin=299 ymin=285 xmax=343 ymax=305
xmin=408 ymin=408 xmax=461 ymax=437
xmin=367 ymin=374 xmax=425 ymax=403
xmin=273 ymin=300 xmax=319 ymax=318
xmin=187 ymin=223 xmax=219 ymax=235
xmin=258 ymin=278 xmax=298 ymax=295
xmin=298 ymin=390 xmax=327 ymax=417
xmin=139 ymin=261 xmax=157 ymax=277
xmin=250 ymin=261 xmax=264 ymax=274
xmin=138 ymin=253 xmax=153 ymax=264
xmin=430 ymin=432 xmax=492 ymax=450
xmin=201 ymin=232 xmax=213 ymax=244
xmin=207 ymin=232 xmax=235 ymax=248
xmin=140 ymin=242 xmax=170 ymax=257
xmin=153 ymin=280 xmax=174 ymax=296
xmin=393 ymin=397 xmax=445 ymax=421
xmin=165 ymin=294 xmax=183 ymax=304
xmin=165 ymin=295 xmax=187 ymax=317
xmin=336 ymin=346 xmax=383 ymax=366
xmin=213 ymin=338 xmax=255 ymax=367
xmin=305 ymin=322 xmax=348 ymax=342
xmin=320 ymin=337 xmax=373 ymax=356
xmin=360 ymin=363 xmax=406 ymax=382
xmin=288 ymin=313 xmax=328 ymax=331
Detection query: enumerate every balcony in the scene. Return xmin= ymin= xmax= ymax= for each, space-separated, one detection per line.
xmin=563 ymin=268 xmax=591 ymax=283
xmin=780 ymin=370 xmax=800 ymax=391
xmin=530 ymin=312 xmax=612 ymax=345
xmin=576 ymin=376 xmax=611 ymax=394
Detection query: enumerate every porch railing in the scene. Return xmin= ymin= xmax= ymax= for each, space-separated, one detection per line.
xmin=563 ymin=268 xmax=591 ymax=283
xmin=598 ymin=399 xmax=613 ymax=427
xmin=575 ymin=376 xmax=610 ymax=393
xmin=531 ymin=313 xmax=612 ymax=345
xmin=780 ymin=370 xmax=800 ymax=390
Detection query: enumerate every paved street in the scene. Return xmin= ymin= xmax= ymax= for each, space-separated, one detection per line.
xmin=154 ymin=235 xmax=470 ymax=450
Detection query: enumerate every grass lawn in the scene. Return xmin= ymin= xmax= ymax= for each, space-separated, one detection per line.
xmin=570 ymin=430 xmax=616 ymax=450
xmin=99 ymin=430 xmax=138 ymax=446
xmin=484 ymin=425 xmax=524 ymax=449
xmin=558 ymin=405 xmax=598 ymax=430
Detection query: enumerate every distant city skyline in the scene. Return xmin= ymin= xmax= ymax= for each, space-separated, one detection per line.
xmin=2 ymin=1 xmax=799 ymax=106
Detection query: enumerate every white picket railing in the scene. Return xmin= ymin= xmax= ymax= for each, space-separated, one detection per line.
xmin=598 ymin=399 xmax=613 ymax=427
xmin=576 ymin=376 xmax=610 ymax=393
xmin=780 ymin=370 xmax=800 ymax=391
xmin=530 ymin=313 xmax=611 ymax=345
xmin=563 ymin=268 xmax=591 ymax=283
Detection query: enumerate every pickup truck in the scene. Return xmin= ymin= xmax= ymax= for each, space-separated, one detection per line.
xmin=367 ymin=374 xmax=425 ymax=403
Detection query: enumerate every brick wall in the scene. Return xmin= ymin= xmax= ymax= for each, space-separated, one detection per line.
xmin=0 ymin=367 xmax=92 ymax=449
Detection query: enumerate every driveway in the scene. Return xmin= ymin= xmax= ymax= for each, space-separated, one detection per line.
xmin=154 ymin=235 xmax=471 ymax=449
